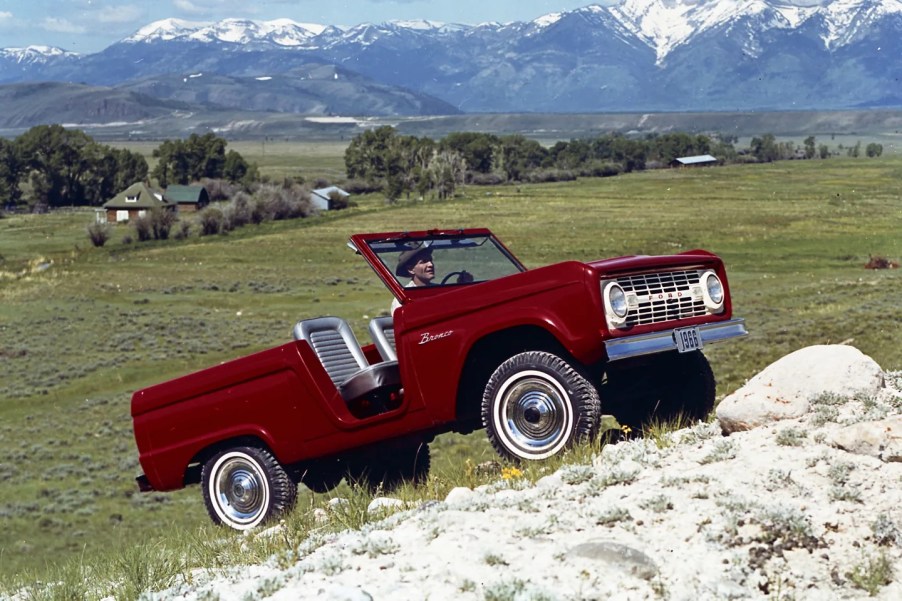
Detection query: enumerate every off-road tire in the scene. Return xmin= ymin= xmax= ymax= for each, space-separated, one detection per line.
xmin=301 ymin=459 xmax=347 ymax=494
xmin=481 ymin=351 xmax=601 ymax=462
xmin=351 ymin=441 xmax=431 ymax=493
xmin=604 ymin=351 xmax=716 ymax=429
xmin=201 ymin=446 xmax=297 ymax=530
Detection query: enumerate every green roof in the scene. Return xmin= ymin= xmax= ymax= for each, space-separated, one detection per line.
xmin=164 ymin=185 xmax=209 ymax=205
xmin=103 ymin=182 xmax=169 ymax=210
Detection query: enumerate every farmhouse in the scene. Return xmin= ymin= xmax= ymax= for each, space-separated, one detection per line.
xmin=311 ymin=186 xmax=351 ymax=211
xmin=163 ymin=184 xmax=210 ymax=213
xmin=102 ymin=182 xmax=172 ymax=223
xmin=670 ymin=154 xmax=718 ymax=168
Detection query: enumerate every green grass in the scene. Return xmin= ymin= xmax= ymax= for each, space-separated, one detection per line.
xmin=108 ymin=140 xmax=350 ymax=184
xmin=1 ymin=153 xmax=901 ymax=591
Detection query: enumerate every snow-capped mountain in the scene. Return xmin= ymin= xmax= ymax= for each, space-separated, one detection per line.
xmin=0 ymin=45 xmax=78 ymax=64
xmin=125 ymin=18 xmax=328 ymax=47
xmin=2 ymin=0 xmax=901 ymax=115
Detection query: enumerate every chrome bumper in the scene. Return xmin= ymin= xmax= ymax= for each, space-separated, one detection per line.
xmin=604 ymin=318 xmax=748 ymax=362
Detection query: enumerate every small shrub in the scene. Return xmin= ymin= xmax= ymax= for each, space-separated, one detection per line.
xmin=871 ymin=514 xmax=902 ymax=546
xmin=864 ymin=255 xmax=899 ymax=270
xmin=594 ymin=506 xmax=632 ymax=526
xmin=699 ymin=439 xmax=736 ymax=464
xmin=86 ymin=222 xmax=111 ymax=247
xmin=173 ymin=221 xmax=191 ymax=240
xmin=225 ymin=192 xmax=254 ymax=229
xmin=342 ymin=179 xmax=383 ymax=195
xmin=775 ymin=427 xmax=807 ymax=447
xmin=133 ymin=215 xmax=152 ymax=241
xmin=640 ymin=494 xmax=673 ymax=513
xmin=150 ymin=208 xmax=176 ymax=240
xmin=847 ymin=551 xmax=894 ymax=596
xmin=327 ymin=191 xmax=354 ymax=210
xmin=199 ymin=207 xmax=224 ymax=236
xmin=583 ymin=161 xmax=623 ymax=178
xmin=469 ymin=172 xmax=506 ymax=186
xmin=524 ymin=169 xmax=577 ymax=183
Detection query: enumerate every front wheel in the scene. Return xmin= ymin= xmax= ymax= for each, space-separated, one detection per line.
xmin=201 ymin=446 xmax=297 ymax=530
xmin=603 ymin=351 xmax=716 ymax=429
xmin=482 ymin=351 xmax=601 ymax=462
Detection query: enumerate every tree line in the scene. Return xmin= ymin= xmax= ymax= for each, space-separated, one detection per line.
xmin=346 ymin=127 xmax=884 ymax=201
xmin=0 ymin=126 xmax=255 ymax=210
xmin=344 ymin=127 xmax=736 ymax=201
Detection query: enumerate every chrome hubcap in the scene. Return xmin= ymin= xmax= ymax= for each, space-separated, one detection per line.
xmin=215 ymin=456 xmax=267 ymax=525
xmin=497 ymin=372 xmax=572 ymax=458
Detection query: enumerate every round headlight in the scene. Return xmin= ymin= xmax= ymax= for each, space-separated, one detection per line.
xmin=606 ymin=283 xmax=628 ymax=319
xmin=702 ymin=271 xmax=724 ymax=310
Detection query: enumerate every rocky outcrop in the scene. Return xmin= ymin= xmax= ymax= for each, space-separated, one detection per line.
xmin=139 ymin=346 xmax=902 ymax=601
xmin=716 ymin=345 xmax=885 ymax=433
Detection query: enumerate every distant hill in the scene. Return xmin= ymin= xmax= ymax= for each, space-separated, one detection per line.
xmin=117 ymin=63 xmax=459 ymax=117
xmin=0 ymin=82 xmax=190 ymax=129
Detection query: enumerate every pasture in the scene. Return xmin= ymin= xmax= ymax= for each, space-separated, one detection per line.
xmin=1 ymin=152 xmax=900 ymax=586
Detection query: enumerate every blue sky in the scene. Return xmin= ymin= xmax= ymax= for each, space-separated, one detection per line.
xmin=0 ymin=1 xmax=617 ymax=53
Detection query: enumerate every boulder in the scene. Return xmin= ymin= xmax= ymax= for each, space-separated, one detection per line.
xmin=717 ymin=345 xmax=884 ymax=433
xmin=568 ymin=541 xmax=659 ymax=580
xmin=828 ymin=416 xmax=902 ymax=462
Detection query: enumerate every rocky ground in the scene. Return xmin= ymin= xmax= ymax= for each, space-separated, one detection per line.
xmin=148 ymin=345 xmax=902 ymax=601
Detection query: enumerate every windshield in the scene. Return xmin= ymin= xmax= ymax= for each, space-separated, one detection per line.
xmin=365 ymin=234 xmax=525 ymax=287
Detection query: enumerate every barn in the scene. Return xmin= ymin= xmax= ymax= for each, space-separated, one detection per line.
xmin=163 ymin=185 xmax=210 ymax=213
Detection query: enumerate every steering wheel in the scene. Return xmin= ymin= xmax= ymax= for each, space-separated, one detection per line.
xmin=441 ymin=271 xmax=474 ymax=285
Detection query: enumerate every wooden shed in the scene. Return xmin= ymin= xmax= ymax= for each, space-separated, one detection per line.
xmin=164 ymin=185 xmax=210 ymax=213
xmin=670 ymin=154 xmax=719 ymax=168
xmin=311 ymin=186 xmax=351 ymax=211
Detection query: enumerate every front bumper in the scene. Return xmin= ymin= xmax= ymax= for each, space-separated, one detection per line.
xmin=604 ymin=318 xmax=748 ymax=362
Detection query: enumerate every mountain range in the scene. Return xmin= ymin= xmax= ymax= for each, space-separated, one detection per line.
xmin=1 ymin=0 xmax=901 ymax=129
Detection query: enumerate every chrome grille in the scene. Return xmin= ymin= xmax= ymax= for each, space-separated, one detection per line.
xmin=616 ymin=269 xmax=708 ymax=326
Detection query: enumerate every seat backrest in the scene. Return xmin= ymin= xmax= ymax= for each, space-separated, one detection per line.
xmin=368 ymin=316 xmax=397 ymax=362
xmin=293 ymin=317 xmax=368 ymax=387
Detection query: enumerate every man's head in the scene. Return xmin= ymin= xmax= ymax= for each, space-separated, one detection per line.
xmin=395 ymin=246 xmax=435 ymax=286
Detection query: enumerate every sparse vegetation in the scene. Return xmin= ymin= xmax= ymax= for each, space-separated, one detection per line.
xmin=0 ymin=145 xmax=900 ymax=597
xmin=847 ymin=551 xmax=894 ymax=596
xmin=86 ymin=221 xmax=111 ymax=247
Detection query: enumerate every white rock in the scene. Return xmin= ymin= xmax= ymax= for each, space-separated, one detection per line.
xmin=717 ymin=345 xmax=884 ymax=433
xmin=536 ymin=473 xmax=563 ymax=489
xmin=367 ymin=497 xmax=404 ymax=513
xmin=829 ymin=416 xmax=902 ymax=462
xmin=444 ymin=486 xmax=473 ymax=505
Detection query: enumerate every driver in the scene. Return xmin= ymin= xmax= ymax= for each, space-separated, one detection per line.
xmin=391 ymin=246 xmax=435 ymax=314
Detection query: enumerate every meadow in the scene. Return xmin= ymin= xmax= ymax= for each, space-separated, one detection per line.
xmin=0 ymin=150 xmax=900 ymax=592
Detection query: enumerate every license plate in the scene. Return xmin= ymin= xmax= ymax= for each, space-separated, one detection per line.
xmin=673 ymin=327 xmax=703 ymax=353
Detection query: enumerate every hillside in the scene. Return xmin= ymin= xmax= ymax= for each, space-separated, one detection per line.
xmin=0 ymin=158 xmax=899 ymax=593
xmin=0 ymin=82 xmax=190 ymax=129
xmin=81 ymin=347 xmax=902 ymax=600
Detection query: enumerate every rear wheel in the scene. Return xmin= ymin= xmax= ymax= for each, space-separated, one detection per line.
xmin=481 ymin=351 xmax=601 ymax=462
xmin=201 ymin=446 xmax=296 ymax=530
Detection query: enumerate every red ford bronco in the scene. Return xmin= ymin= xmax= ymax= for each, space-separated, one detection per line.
xmin=131 ymin=228 xmax=746 ymax=529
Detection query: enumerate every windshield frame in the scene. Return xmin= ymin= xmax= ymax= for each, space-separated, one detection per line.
xmin=349 ymin=228 xmax=527 ymax=304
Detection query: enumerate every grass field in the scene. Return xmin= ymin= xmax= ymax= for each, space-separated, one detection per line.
xmin=1 ymin=153 xmax=901 ymax=588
